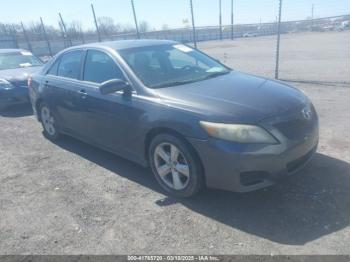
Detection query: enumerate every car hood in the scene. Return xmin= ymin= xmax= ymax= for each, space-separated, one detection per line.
xmin=0 ymin=66 xmax=42 ymax=86
xmin=155 ymin=71 xmax=308 ymax=124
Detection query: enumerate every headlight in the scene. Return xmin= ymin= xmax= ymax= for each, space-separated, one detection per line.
xmin=0 ymin=79 xmax=14 ymax=90
xmin=200 ymin=121 xmax=278 ymax=144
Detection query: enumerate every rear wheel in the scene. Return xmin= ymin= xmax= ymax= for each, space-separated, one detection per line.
xmin=149 ymin=134 xmax=204 ymax=197
xmin=40 ymin=103 xmax=60 ymax=141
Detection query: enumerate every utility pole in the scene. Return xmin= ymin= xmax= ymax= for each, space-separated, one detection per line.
xmin=131 ymin=0 xmax=140 ymax=39
xmin=59 ymin=13 xmax=72 ymax=46
xmin=21 ymin=22 xmax=32 ymax=52
xmin=231 ymin=0 xmax=234 ymax=40
xmin=275 ymin=0 xmax=282 ymax=79
xmin=91 ymin=4 xmax=101 ymax=42
xmin=40 ymin=17 xmax=53 ymax=56
xmin=219 ymin=0 xmax=222 ymax=40
xmin=190 ymin=0 xmax=197 ymax=48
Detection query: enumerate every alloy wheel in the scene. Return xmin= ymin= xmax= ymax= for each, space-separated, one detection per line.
xmin=154 ymin=142 xmax=190 ymax=190
xmin=41 ymin=106 xmax=56 ymax=136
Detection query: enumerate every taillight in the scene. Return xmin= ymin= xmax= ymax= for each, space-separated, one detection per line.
xmin=27 ymin=76 xmax=32 ymax=87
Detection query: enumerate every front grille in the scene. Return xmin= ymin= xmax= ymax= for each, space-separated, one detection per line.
xmin=274 ymin=119 xmax=315 ymax=140
xmin=273 ymin=107 xmax=317 ymax=140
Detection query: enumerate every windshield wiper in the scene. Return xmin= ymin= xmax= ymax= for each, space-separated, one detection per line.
xmin=152 ymin=70 xmax=231 ymax=88
xmin=153 ymin=79 xmax=201 ymax=88
xmin=203 ymin=70 xmax=231 ymax=80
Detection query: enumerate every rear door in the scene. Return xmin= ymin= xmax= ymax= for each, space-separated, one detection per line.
xmin=44 ymin=49 xmax=87 ymax=137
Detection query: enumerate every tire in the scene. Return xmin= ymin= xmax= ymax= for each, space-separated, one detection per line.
xmin=39 ymin=102 xmax=60 ymax=141
xmin=149 ymin=133 xmax=204 ymax=198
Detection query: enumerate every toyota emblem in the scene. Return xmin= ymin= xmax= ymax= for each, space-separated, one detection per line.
xmin=302 ymin=107 xmax=312 ymax=120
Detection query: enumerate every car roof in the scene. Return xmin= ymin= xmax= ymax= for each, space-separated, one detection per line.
xmin=68 ymin=39 xmax=178 ymax=51
xmin=0 ymin=48 xmax=30 ymax=54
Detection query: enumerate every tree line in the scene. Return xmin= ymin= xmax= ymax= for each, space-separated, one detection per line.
xmin=0 ymin=17 xmax=152 ymax=40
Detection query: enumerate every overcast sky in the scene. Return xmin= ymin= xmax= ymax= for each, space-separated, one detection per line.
xmin=1 ymin=0 xmax=349 ymax=30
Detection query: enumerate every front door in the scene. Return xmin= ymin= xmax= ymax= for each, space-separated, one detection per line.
xmin=79 ymin=49 xmax=137 ymax=154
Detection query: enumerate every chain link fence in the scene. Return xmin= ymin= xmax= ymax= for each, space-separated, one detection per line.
xmin=0 ymin=1 xmax=349 ymax=84
xmin=2 ymin=15 xmax=348 ymax=53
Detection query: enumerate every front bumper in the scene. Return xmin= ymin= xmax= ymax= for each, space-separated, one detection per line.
xmin=188 ymin=116 xmax=319 ymax=192
xmin=0 ymin=86 xmax=29 ymax=109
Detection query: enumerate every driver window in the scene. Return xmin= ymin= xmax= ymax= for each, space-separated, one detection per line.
xmin=83 ymin=50 xmax=125 ymax=84
xmin=47 ymin=59 xmax=60 ymax=76
xmin=57 ymin=50 xmax=83 ymax=79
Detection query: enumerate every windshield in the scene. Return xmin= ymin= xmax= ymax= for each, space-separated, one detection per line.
xmin=119 ymin=44 xmax=231 ymax=88
xmin=0 ymin=52 xmax=43 ymax=70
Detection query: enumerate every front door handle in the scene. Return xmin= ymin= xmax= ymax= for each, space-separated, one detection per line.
xmin=78 ymin=89 xmax=87 ymax=99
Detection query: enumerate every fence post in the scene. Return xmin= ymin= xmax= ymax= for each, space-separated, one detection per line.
xmin=219 ymin=0 xmax=222 ymax=40
xmin=190 ymin=0 xmax=197 ymax=48
xmin=21 ymin=22 xmax=32 ymax=52
xmin=91 ymin=4 xmax=101 ymax=42
xmin=58 ymin=21 xmax=67 ymax=48
xmin=131 ymin=0 xmax=140 ymax=39
xmin=231 ymin=0 xmax=234 ymax=40
xmin=59 ymin=13 xmax=72 ymax=46
xmin=275 ymin=0 xmax=283 ymax=79
xmin=40 ymin=17 xmax=53 ymax=56
xmin=311 ymin=4 xmax=314 ymax=27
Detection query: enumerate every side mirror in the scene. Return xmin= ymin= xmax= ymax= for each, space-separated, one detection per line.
xmin=99 ymin=79 xmax=130 ymax=95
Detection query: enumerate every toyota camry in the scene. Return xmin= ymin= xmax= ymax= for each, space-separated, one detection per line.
xmin=29 ymin=40 xmax=319 ymax=197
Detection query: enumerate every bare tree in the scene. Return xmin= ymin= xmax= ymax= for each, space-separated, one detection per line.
xmin=119 ymin=23 xmax=136 ymax=33
xmin=98 ymin=16 xmax=119 ymax=36
xmin=67 ymin=20 xmax=84 ymax=38
xmin=0 ymin=23 xmax=11 ymax=35
xmin=139 ymin=20 xmax=150 ymax=33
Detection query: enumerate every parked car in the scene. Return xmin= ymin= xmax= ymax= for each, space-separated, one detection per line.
xmin=337 ymin=20 xmax=350 ymax=31
xmin=243 ymin=32 xmax=258 ymax=37
xmin=0 ymin=49 xmax=43 ymax=110
xmin=29 ymin=40 xmax=319 ymax=197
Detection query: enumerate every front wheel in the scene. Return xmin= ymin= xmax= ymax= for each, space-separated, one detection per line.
xmin=40 ymin=103 xmax=60 ymax=141
xmin=149 ymin=134 xmax=204 ymax=198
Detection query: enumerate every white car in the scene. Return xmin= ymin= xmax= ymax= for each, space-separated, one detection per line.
xmin=243 ymin=32 xmax=258 ymax=37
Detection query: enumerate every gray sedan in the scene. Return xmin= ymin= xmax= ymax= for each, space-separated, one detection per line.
xmin=29 ymin=40 xmax=318 ymax=197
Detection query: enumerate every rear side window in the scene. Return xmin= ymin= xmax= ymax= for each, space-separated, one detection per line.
xmin=57 ymin=50 xmax=83 ymax=79
xmin=83 ymin=50 xmax=125 ymax=84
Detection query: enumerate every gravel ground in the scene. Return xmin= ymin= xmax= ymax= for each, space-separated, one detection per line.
xmin=1 ymin=31 xmax=350 ymax=255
